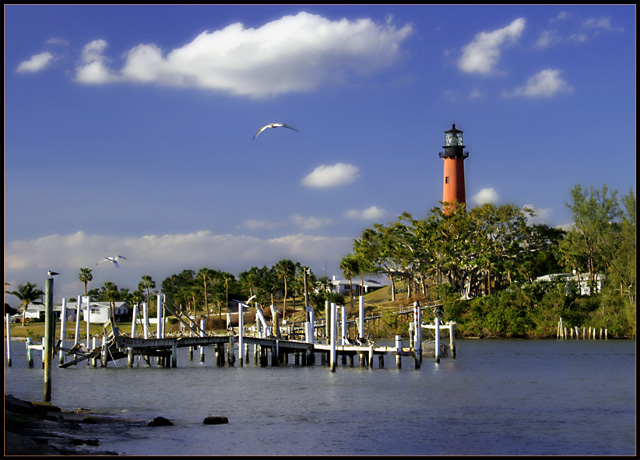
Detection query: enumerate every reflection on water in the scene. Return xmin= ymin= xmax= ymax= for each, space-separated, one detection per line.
xmin=4 ymin=339 xmax=636 ymax=455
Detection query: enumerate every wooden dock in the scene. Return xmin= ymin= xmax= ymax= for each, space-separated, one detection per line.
xmin=48 ymin=297 xmax=456 ymax=372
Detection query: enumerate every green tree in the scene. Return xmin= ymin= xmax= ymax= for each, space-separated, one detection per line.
xmin=139 ymin=275 xmax=156 ymax=311
xmin=8 ymin=282 xmax=44 ymax=326
xmin=78 ymin=268 xmax=93 ymax=296
xmin=340 ymin=254 xmax=359 ymax=309
xmin=101 ymin=281 xmax=120 ymax=323
xmin=276 ymin=259 xmax=296 ymax=315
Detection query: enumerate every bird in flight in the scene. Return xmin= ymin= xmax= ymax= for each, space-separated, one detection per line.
xmin=47 ymin=271 xmax=59 ymax=277
xmin=253 ymin=122 xmax=298 ymax=140
xmin=97 ymin=255 xmax=127 ymax=268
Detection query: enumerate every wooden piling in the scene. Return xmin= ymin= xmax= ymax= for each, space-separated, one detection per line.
xmin=330 ymin=303 xmax=337 ymax=372
xmin=434 ymin=317 xmax=441 ymax=363
xmin=395 ymin=335 xmax=402 ymax=369
xmin=58 ymin=299 xmax=67 ymax=365
xmin=6 ymin=313 xmax=12 ymax=367
xmin=26 ymin=337 xmax=34 ymax=368
xmin=43 ymin=278 xmax=54 ymax=402
xmin=200 ymin=319 xmax=206 ymax=363
xmin=449 ymin=322 xmax=457 ymax=358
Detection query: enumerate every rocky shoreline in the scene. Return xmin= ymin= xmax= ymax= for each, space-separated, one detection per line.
xmin=4 ymin=394 xmax=140 ymax=456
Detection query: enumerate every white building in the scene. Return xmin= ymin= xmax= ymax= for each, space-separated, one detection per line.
xmin=535 ymin=272 xmax=606 ymax=296
xmin=329 ymin=275 xmax=387 ymax=296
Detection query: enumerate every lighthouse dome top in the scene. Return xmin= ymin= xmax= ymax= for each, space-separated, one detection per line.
xmin=445 ymin=123 xmax=464 ymax=147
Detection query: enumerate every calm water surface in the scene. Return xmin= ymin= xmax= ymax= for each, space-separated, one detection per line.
xmin=4 ymin=339 xmax=636 ymax=456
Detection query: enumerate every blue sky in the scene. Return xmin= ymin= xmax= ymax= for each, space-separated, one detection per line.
xmin=4 ymin=4 xmax=636 ymax=303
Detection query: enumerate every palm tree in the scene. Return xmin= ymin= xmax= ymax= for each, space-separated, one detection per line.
xmin=138 ymin=275 xmax=156 ymax=310
xmin=340 ymin=255 xmax=360 ymax=310
xmin=102 ymin=281 xmax=119 ymax=324
xmin=8 ymin=282 xmax=44 ymax=327
xmin=78 ymin=268 xmax=93 ymax=296
xmin=275 ymin=259 xmax=295 ymax=316
xmin=198 ymin=268 xmax=217 ymax=318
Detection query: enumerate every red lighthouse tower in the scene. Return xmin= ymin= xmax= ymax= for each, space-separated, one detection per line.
xmin=439 ymin=124 xmax=469 ymax=214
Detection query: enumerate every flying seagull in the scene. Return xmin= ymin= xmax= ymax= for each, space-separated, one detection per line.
xmin=47 ymin=271 xmax=59 ymax=277
xmin=253 ymin=122 xmax=298 ymax=140
xmin=97 ymin=255 xmax=127 ymax=268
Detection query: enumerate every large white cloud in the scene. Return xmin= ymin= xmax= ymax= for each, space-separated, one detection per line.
xmin=301 ymin=163 xmax=360 ymax=188
xmin=344 ymin=206 xmax=386 ymax=220
xmin=16 ymin=52 xmax=54 ymax=73
xmin=3 ymin=230 xmax=353 ymax=301
xmin=505 ymin=69 xmax=573 ymax=98
xmin=471 ymin=187 xmax=500 ymax=206
xmin=458 ymin=18 xmax=525 ymax=74
xmin=74 ymin=12 xmax=412 ymax=97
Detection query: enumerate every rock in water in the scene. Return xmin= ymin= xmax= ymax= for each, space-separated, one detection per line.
xmin=203 ymin=416 xmax=229 ymax=425
xmin=148 ymin=416 xmax=173 ymax=427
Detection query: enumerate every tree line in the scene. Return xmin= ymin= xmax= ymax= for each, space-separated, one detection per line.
xmin=6 ymin=183 xmax=635 ymax=337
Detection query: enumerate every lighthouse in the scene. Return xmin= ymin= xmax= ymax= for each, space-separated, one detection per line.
xmin=439 ymin=124 xmax=469 ymax=213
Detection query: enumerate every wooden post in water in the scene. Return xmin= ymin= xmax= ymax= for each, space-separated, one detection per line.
xmin=74 ymin=296 xmax=81 ymax=352
xmin=330 ymin=303 xmax=337 ymax=372
xmin=43 ymin=277 xmax=54 ymax=402
xmin=172 ymin=341 xmax=178 ymax=368
xmin=325 ymin=300 xmax=330 ymax=344
xmin=413 ymin=302 xmax=422 ymax=369
xmin=86 ymin=296 xmax=91 ymax=364
xmin=6 ymin=313 xmax=12 ymax=367
xmin=395 ymin=335 xmax=402 ymax=369
xmin=101 ymin=334 xmax=107 ymax=367
xmin=26 ymin=337 xmax=34 ymax=368
xmin=238 ymin=303 xmax=244 ymax=367
xmin=58 ymin=298 xmax=67 ymax=365
xmin=434 ymin=317 xmax=441 ymax=363
xmin=449 ymin=322 xmax=457 ymax=358
xmin=227 ymin=336 xmax=235 ymax=366
xmin=200 ymin=319 xmax=206 ymax=363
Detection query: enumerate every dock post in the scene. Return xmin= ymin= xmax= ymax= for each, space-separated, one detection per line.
xmin=228 ymin=336 xmax=236 ymax=366
xmin=395 ymin=335 xmax=402 ymax=369
xmin=449 ymin=322 xmax=457 ymax=358
xmin=172 ymin=341 xmax=178 ymax=368
xmin=58 ymin=298 xmax=67 ymax=365
xmin=101 ymin=334 xmax=107 ymax=367
xmin=85 ymin=296 xmax=91 ymax=363
xmin=200 ymin=319 xmax=206 ymax=363
xmin=43 ymin=277 xmax=54 ymax=402
xmin=413 ymin=302 xmax=422 ymax=369
xmin=368 ymin=344 xmax=374 ymax=368
xmin=434 ymin=317 xmax=441 ymax=363
xmin=6 ymin=313 xmax=12 ymax=367
xmin=26 ymin=337 xmax=34 ymax=368
xmin=74 ymin=296 xmax=81 ymax=357
xmin=238 ymin=303 xmax=244 ymax=367
xmin=358 ymin=296 xmax=366 ymax=366
xmin=330 ymin=303 xmax=337 ymax=372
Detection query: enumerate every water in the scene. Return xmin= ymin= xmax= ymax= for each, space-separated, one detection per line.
xmin=4 ymin=339 xmax=636 ymax=455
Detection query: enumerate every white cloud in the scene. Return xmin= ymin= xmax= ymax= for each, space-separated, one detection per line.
xmin=522 ymin=204 xmax=553 ymax=225
xmin=74 ymin=12 xmax=412 ymax=97
xmin=3 ymin=230 xmax=353 ymax=301
xmin=16 ymin=52 xmax=54 ymax=73
xmin=471 ymin=188 xmax=500 ymax=206
xmin=458 ymin=18 xmax=525 ymax=74
xmin=534 ymin=30 xmax=560 ymax=49
xmin=583 ymin=17 xmax=623 ymax=33
xmin=290 ymin=215 xmax=333 ymax=230
xmin=505 ymin=69 xmax=573 ymax=98
xmin=344 ymin=206 xmax=386 ymax=220
xmin=301 ymin=163 xmax=360 ymax=188
xmin=75 ymin=39 xmax=120 ymax=84
xmin=237 ymin=219 xmax=284 ymax=230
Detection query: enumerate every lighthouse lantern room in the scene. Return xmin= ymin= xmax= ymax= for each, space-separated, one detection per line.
xmin=439 ymin=123 xmax=469 ymax=213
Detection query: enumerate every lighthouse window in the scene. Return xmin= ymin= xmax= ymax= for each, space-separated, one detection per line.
xmin=445 ymin=177 xmax=449 ymax=184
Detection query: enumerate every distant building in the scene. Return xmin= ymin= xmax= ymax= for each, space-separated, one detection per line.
xmin=329 ymin=275 xmax=387 ymax=296
xmin=535 ymin=272 xmax=606 ymax=296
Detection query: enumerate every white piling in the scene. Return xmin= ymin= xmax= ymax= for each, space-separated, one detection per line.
xmin=341 ymin=306 xmax=347 ymax=345
xmin=330 ymin=303 xmax=337 ymax=372
xmin=157 ymin=294 xmax=163 ymax=339
xmin=143 ymin=303 xmax=149 ymax=339
xmin=26 ymin=337 xmax=34 ymax=367
xmin=200 ymin=319 xmax=206 ymax=363
xmin=434 ymin=316 xmax=441 ymax=363
xmin=395 ymin=335 xmax=402 ymax=368
xmin=6 ymin=313 xmax=11 ymax=367
xmin=131 ymin=304 xmax=138 ymax=338
xmin=238 ymin=303 xmax=244 ymax=366
xmin=358 ymin=296 xmax=365 ymax=341
xmin=74 ymin=296 xmax=81 ymax=349
xmin=85 ymin=296 xmax=91 ymax=352
xmin=59 ymin=298 xmax=67 ymax=364
xmin=101 ymin=335 xmax=107 ymax=367
xmin=413 ymin=302 xmax=422 ymax=368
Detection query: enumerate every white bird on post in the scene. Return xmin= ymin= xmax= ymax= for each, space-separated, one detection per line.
xmin=252 ymin=122 xmax=298 ymax=140
xmin=97 ymin=255 xmax=127 ymax=268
